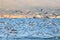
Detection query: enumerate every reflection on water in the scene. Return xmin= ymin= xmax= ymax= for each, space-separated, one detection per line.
xmin=0 ymin=18 xmax=60 ymax=40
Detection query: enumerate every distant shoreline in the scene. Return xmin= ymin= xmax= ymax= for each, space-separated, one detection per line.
xmin=0 ymin=14 xmax=60 ymax=18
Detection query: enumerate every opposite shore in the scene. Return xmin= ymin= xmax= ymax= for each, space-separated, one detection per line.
xmin=0 ymin=14 xmax=60 ymax=18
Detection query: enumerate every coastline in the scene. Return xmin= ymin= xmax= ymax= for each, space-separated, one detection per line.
xmin=0 ymin=14 xmax=60 ymax=18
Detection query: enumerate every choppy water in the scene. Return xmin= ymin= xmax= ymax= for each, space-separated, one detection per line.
xmin=0 ymin=18 xmax=60 ymax=40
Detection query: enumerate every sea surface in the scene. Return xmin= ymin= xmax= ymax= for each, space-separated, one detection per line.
xmin=0 ymin=18 xmax=60 ymax=40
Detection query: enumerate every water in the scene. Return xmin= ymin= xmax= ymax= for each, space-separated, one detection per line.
xmin=0 ymin=18 xmax=60 ymax=40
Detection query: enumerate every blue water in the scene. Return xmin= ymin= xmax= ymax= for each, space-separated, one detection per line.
xmin=0 ymin=18 xmax=60 ymax=40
